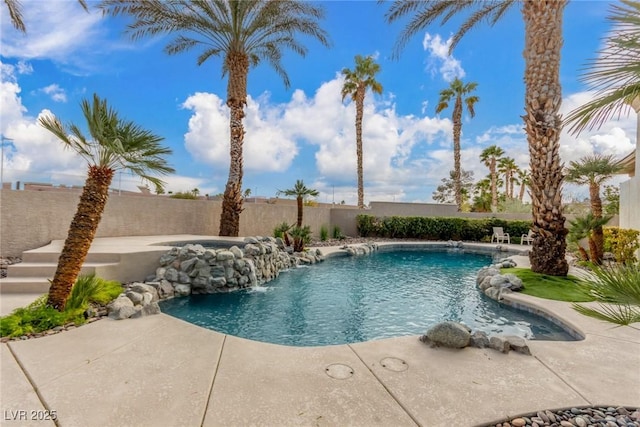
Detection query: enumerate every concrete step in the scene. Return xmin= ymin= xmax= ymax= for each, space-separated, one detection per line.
xmin=0 ymin=293 xmax=46 ymax=315
xmin=6 ymin=262 xmax=118 ymax=278
xmin=21 ymin=252 xmax=121 ymax=264
xmin=0 ymin=277 xmax=51 ymax=294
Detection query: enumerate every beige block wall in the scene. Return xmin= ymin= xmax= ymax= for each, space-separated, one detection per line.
xmin=620 ymin=177 xmax=640 ymax=232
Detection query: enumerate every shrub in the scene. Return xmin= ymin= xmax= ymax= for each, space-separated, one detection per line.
xmin=0 ymin=275 xmax=123 ymax=338
xmin=273 ymin=222 xmax=291 ymax=239
xmin=169 ymin=191 xmax=198 ymax=200
xmin=604 ymin=227 xmax=640 ymax=264
xmin=356 ymin=214 xmax=531 ymax=242
xmin=320 ymin=225 xmax=329 ymax=241
xmin=332 ymin=225 xmax=345 ymax=240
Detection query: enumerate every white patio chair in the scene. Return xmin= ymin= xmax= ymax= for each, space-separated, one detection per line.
xmin=491 ymin=227 xmax=510 ymax=244
xmin=521 ymin=229 xmax=534 ymax=245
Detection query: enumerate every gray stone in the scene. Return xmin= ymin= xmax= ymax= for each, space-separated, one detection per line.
xmin=479 ymin=276 xmax=493 ymax=291
xmin=107 ymin=296 xmax=136 ymax=320
xmin=130 ymin=302 xmax=161 ymax=318
xmin=180 ymin=257 xmax=198 ymax=273
xmin=157 ymin=280 xmax=174 ymax=298
xmin=158 ymin=253 xmax=176 ymax=266
xmin=217 ymin=250 xmax=235 ymax=261
xmin=489 ymin=336 xmax=510 ymax=353
xmin=244 ymin=236 xmax=259 ymax=244
xmin=244 ymin=243 xmax=261 ymax=256
xmin=484 ymin=287 xmax=502 ymax=300
xmin=129 ymin=283 xmax=159 ymax=301
xmin=174 ymin=284 xmax=191 ymax=296
xmin=229 ymin=245 xmax=243 ymax=259
xmin=504 ymin=335 xmax=531 ymax=355
xmin=155 ymin=267 xmax=167 ymax=279
xmin=177 ymin=271 xmax=191 ymax=284
xmin=425 ymin=322 xmax=471 ymax=349
xmin=211 ymin=277 xmax=227 ymax=287
xmin=469 ymin=331 xmax=490 ymax=348
xmin=165 ymin=267 xmax=178 ymax=282
xmin=489 ymin=275 xmax=509 ymax=286
xmin=125 ymin=291 xmax=143 ymax=305
xmin=505 ymin=274 xmax=523 ymax=291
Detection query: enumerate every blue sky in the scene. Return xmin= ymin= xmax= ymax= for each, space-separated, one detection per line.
xmin=0 ymin=1 xmax=636 ymax=204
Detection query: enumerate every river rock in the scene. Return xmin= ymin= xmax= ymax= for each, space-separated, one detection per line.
xmin=423 ymin=322 xmax=471 ymax=348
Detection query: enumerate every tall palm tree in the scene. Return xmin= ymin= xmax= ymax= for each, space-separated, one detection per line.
xmin=277 ymin=179 xmax=319 ymax=228
xmin=39 ymin=94 xmax=174 ymax=311
xmin=565 ymin=154 xmax=622 ymax=264
xmin=4 ymin=0 xmax=88 ymax=33
xmin=565 ymin=0 xmax=640 ymax=134
xmin=100 ymin=0 xmax=330 ymax=237
xmin=435 ymin=78 xmax=479 ymax=211
xmin=498 ymin=156 xmax=519 ymax=199
xmin=384 ymin=1 xmax=569 ymax=276
xmin=341 ymin=55 xmax=383 ymax=209
xmin=480 ymin=145 xmax=504 ymax=213
xmin=517 ymin=168 xmax=531 ymax=202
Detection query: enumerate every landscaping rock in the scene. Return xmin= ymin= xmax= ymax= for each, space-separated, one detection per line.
xmin=423 ymin=321 xmax=471 ymax=348
xmin=489 ymin=336 xmax=510 ymax=353
xmin=469 ymin=331 xmax=490 ymax=348
xmin=505 ymin=335 xmax=531 ymax=355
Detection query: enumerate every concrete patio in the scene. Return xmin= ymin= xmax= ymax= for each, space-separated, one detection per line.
xmin=1 ymin=236 xmax=639 ymax=426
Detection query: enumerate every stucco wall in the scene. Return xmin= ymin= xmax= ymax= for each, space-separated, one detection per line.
xmin=620 ymin=178 xmax=640 ymax=232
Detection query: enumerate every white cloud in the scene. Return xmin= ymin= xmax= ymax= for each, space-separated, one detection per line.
xmin=16 ymin=61 xmax=33 ymax=75
xmin=182 ymin=92 xmax=298 ymax=172
xmin=422 ymin=33 xmax=465 ymax=82
xmin=39 ymin=84 xmax=67 ymax=102
xmin=0 ymin=2 xmax=112 ymax=73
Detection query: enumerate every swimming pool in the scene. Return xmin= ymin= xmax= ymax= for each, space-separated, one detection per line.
xmin=159 ymin=249 xmax=576 ymax=346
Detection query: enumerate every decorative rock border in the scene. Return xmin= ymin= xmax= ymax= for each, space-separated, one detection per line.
xmin=108 ymin=236 xmax=325 ymax=320
xmin=419 ymin=321 xmax=532 ymax=355
xmin=476 ymin=258 xmax=523 ymax=301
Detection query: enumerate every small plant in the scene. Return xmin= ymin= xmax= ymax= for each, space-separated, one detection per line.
xmin=273 ymin=222 xmax=292 ymax=240
xmin=169 ymin=191 xmax=198 ymax=200
xmin=573 ymin=264 xmax=640 ymax=326
xmin=289 ymin=225 xmax=312 ymax=252
xmin=604 ymin=227 xmax=640 ymax=264
xmin=0 ymin=275 xmax=123 ymax=338
xmin=332 ymin=225 xmax=345 ymax=240
xmin=320 ymin=225 xmax=329 ymax=241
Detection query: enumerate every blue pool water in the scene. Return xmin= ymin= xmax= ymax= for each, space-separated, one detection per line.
xmin=159 ymin=250 xmax=576 ymax=346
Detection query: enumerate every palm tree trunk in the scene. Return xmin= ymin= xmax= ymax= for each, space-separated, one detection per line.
xmin=296 ymin=196 xmax=303 ymax=227
xmin=452 ymin=97 xmax=463 ymax=211
xmin=490 ymin=160 xmax=498 ymax=212
xmin=220 ymin=52 xmax=249 ymax=237
xmin=355 ymin=85 xmax=365 ymax=209
xmin=590 ymin=182 xmax=604 ymax=264
xmin=47 ymin=166 xmax=113 ymax=310
xmin=524 ymin=0 xmax=569 ymax=276
xmin=519 ymin=180 xmax=527 ymax=201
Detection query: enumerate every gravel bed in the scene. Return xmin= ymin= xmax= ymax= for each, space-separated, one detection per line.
xmin=483 ymin=406 xmax=640 ymax=427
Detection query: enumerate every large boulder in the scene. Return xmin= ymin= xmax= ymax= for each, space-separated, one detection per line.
xmin=422 ymin=321 xmax=471 ymax=349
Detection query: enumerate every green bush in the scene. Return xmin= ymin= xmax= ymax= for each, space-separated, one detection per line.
xmin=356 ymin=214 xmax=531 ymax=242
xmin=273 ymin=222 xmax=291 ymax=239
xmin=604 ymin=227 xmax=640 ymax=264
xmin=332 ymin=225 xmax=345 ymax=240
xmin=169 ymin=191 xmax=198 ymax=200
xmin=320 ymin=225 xmax=329 ymax=241
xmin=0 ymin=275 xmax=123 ymax=338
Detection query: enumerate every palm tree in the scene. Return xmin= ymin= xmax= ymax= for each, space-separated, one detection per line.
xmin=565 ymin=154 xmax=622 ymax=264
xmin=517 ymin=169 xmax=531 ymax=202
xmin=341 ymin=55 xmax=383 ymax=209
xmin=100 ymin=0 xmax=330 ymax=237
xmin=435 ymin=78 xmax=479 ymax=211
xmin=498 ymin=157 xmax=519 ymax=199
xmin=4 ymin=0 xmax=88 ymax=33
xmin=471 ymin=177 xmax=492 ymax=213
xmin=38 ymin=94 xmax=174 ymax=310
xmin=384 ymin=1 xmax=569 ymax=276
xmin=565 ymin=0 xmax=640 ymax=134
xmin=277 ymin=179 xmax=319 ymax=228
xmin=480 ymin=145 xmax=504 ymax=213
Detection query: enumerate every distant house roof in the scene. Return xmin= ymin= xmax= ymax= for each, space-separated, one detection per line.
xmin=615 ymin=150 xmax=635 ymax=176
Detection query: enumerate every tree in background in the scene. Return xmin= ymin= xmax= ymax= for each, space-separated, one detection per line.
xmin=603 ymin=185 xmax=620 ymax=215
xmin=432 ymin=169 xmax=474 ymax=209
xmin=498 ymin=157 xmax=519 ymax=199
xmin=341 ymin=55 xmax=383 ymax=209
xmin=101 ymin=0 xmax=330 ymax=237
xmin=39 ymin=94 xmax=174 ymax=310
xmin=565 ymin=154 xmax=622 ymax=264
xmin=517 ymin=169 xmax=531 ymax=202
xmin=479 ymin=145 xmax=504 ymax=213
xmin=385 ymin=0 xmax=569 ymax=276
xmin=277 ymin=180 xmax=319 ymax=228
xmin=435 ymin=78 xmax=479 ymax=211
